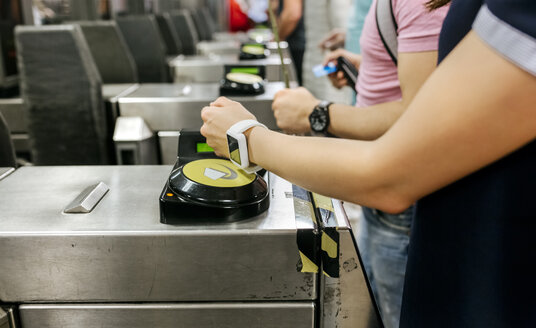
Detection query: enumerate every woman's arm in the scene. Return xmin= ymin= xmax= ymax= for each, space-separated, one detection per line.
xmin=277 ymin=0 xmax=303 ymax=40
xmin=201 ymin=31 xmax=536 ymax=213
xmin=272 ymin=51 xmax=438 ymax=139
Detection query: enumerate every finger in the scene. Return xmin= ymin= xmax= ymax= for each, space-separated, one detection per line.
xmin=328 ymin=76 xmax=339 ymax=88
xmin=200 ymin=106 xmax=212 ymax=122
xmin=200 ymin=123 xmax=208 ymax=137
xmin=211 ymin=96 xmax=232 ymax=107
xmin=323 ymin=53 xmax=336 ymax=66
xmin=271 ymin=99 xmax=279 ymax=111
xmin=323 ymin=48 xmax=343 ymax=65
xmin=336 ymin=78 xmax=348 ymax=89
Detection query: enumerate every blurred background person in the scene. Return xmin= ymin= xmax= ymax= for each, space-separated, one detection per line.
xmin=229 ymin=0 xmax=253 ymax=32
xmin=272 ymin=0 xmax=305 ymax=85
xmin=301 ymin=0 xmax=353 ymax=104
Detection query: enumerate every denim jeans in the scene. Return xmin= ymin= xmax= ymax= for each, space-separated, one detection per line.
xmin=358 ymin=206 xmax=413 ymax=328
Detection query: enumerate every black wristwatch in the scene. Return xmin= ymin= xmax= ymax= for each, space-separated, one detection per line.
xmin=309 ymin=100 xmax=332 ymax=133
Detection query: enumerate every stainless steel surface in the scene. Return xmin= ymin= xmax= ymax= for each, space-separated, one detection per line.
xmin=113 ymin=116 xmax=153 ymax=141
xmin=0 ymin=308 xmax=7 ymax=327
xmin=63 ymin=182 xmax=110 ymax=214
xmin=20 ymin=303 xmax=314 ymax=328
xmin=197 ymin=40 xmax=290 ymax=58
xmin=0 ymin=166 xmax=315 ymax=302
xmin=0 ymin=167 xmax=15 ymax=181
xmin=169 ymin=54 xmax=295 ymax=83
xmin=157 ymin=131 xmax=180 ymax=165
xmin=102 ymin=84 xmax=139 ymax=102
xmin=8 ymin=307 xmax=17 ymax=328
xmin=113 ymin=117 xmax=158 ymax=165
xmin=10 ymin=134 xmax=29 ymax=154
xmin=117 ymin=83 xmax=291 ymax=131
xmin=320 ymin=201 xmax=382 ymax=328
xmin=196 ymin=39 xmax=241 ymax=56
xmin=213 ymin=31 xmax=248 ymax=42
xmin=0 ymin=306 xmax=18 ymax=328
xmin=0 ymin=85 xmax=137 ymax=136
xmin=0 ymin=98 xmax=26 ymax=133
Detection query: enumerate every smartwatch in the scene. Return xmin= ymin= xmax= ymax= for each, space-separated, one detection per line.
xmin=226 ymin=119 xmax=267 ymax=173
xmin=309 ymin=100 xmax=332 ymax=133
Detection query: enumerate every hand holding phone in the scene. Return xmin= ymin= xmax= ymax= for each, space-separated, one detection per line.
xmin=336 ymin=56 xmax=359 ymax=90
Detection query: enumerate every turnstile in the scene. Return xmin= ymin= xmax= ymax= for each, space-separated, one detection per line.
xmin=197 ymin=40 xmax=291 ymax=58
xmin=0 ymin=166 xmax=381 ymax=328
xmin=116 ymin=82 xmax=293 ymax=164
xmin=0 ymin=306 xmax=17 ymax=328
xmin=0 ymin=84 xmax=138 ymax=162
xmin=169 ymin=54 xmax=296 ymax=83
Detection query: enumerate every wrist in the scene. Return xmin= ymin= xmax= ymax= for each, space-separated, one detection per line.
xmin=226 ymin=120 xmax=266 ymax=172
xmin=309 ymin=100 xmax=332 ymax=133
xmin=246 ymin=125 xmax=267 ymax=166
xmin=305 ymin=99 xmax=322 ymax=128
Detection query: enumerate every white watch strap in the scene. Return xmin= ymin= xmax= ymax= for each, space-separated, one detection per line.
xmin=228 ymin=119 xmax=267 ymax=134
xmin=227 ymin=120 xmax=267 ymax=173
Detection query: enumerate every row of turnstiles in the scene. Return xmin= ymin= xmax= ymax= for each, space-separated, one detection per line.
xmin=0 ymin=8 xmax=296 ymax=166
xmin=0 ymin=7 xmax=382 ymax=328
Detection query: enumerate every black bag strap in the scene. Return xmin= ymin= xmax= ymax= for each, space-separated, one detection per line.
xmin=376 ymin=0 xmax=398 ymax=65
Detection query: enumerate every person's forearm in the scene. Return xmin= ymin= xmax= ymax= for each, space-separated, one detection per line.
xmin=325 ymin=51 xmax=436 ymax=140
xmin=247 ymin=127 xmax=407 ymax=211
xmin=328 ymin=101 xmax=405 ymax=140
xmin=277 ymin=3 xmax=302 ymax=40
xmin=244 ymin=32 xmax=536 ymax=213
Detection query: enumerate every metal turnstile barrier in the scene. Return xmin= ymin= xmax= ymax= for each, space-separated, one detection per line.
xmin=0 ymin=166 xmax=381 ymax=327
xmin=115 ymin=82 xmax=295 ymax=164
xmin=169 ymin=54 xmax=296 ymax=83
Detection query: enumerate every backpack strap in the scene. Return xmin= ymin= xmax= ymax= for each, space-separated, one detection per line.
xmin=376 ymin=0 xmax=398 ymax=65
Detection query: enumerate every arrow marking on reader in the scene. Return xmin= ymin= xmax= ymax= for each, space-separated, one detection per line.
xmin=204 ymin=165 xmax=238 ymax=180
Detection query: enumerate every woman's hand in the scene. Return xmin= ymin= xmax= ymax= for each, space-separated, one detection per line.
xmin=323 ymin=48 xmax=362 ymax=89
xmin=272 ymin=87 xmax=320 ymax=134
xmin=318 ymin=28 xmax=346 ymax=51
xmin=200 ymin=97 xmax=257 ymax=158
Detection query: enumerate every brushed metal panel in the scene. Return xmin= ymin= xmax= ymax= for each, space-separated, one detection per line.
xmin=0 ymin=308 xmax=7 ymax=327
xmin=0 ymin=167 xmax=14 ymax=181
xmin=0 ymin=98 xmax=26 ymax=133
xmin=320 ymin=201 xmax=383 ymax=328
xmin=169 ymin=54 xmax=294 ymax=83
xmin=117 ymin=83 xmax=291 ymax=131
xmin=0 ymin=85 xmax=137 ymax=135
xmin=157 ymin=131 xmax=179 ymax=165
xmin=0 ymin=166 xmax=315 ymax=302
xmin=20 ymin=303 xmax=315 ymax=328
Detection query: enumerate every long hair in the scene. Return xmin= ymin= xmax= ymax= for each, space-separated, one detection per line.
xmin=426 ymin=0 xmax=451 ymax=10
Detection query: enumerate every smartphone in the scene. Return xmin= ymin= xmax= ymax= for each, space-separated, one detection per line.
xmin=337 ymin=56 xmax=359 ymax=90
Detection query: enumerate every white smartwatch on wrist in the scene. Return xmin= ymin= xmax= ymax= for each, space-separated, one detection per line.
xmin=226 ymin=119 xmax=267 ymax=173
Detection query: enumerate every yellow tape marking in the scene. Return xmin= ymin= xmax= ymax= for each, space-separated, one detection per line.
xmin=312 ymin=193 xmax=334 ymax=212
xmin=299 ymin=251 xmax=319 ymax=273
xmin=321 ymin=231 xmax=338 ymax=259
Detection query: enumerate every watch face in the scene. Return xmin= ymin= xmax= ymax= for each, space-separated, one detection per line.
xmin=227 ymin=135 xmax=241 ymax=165
xmin=310 ymin=109 xmax=329 ymax=132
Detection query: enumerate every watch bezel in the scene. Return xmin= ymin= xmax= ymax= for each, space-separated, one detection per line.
xmin=226 ymin=130 xmax=250 ymax=169
xmin=309 ymin=101 xmax=331 ymax=133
